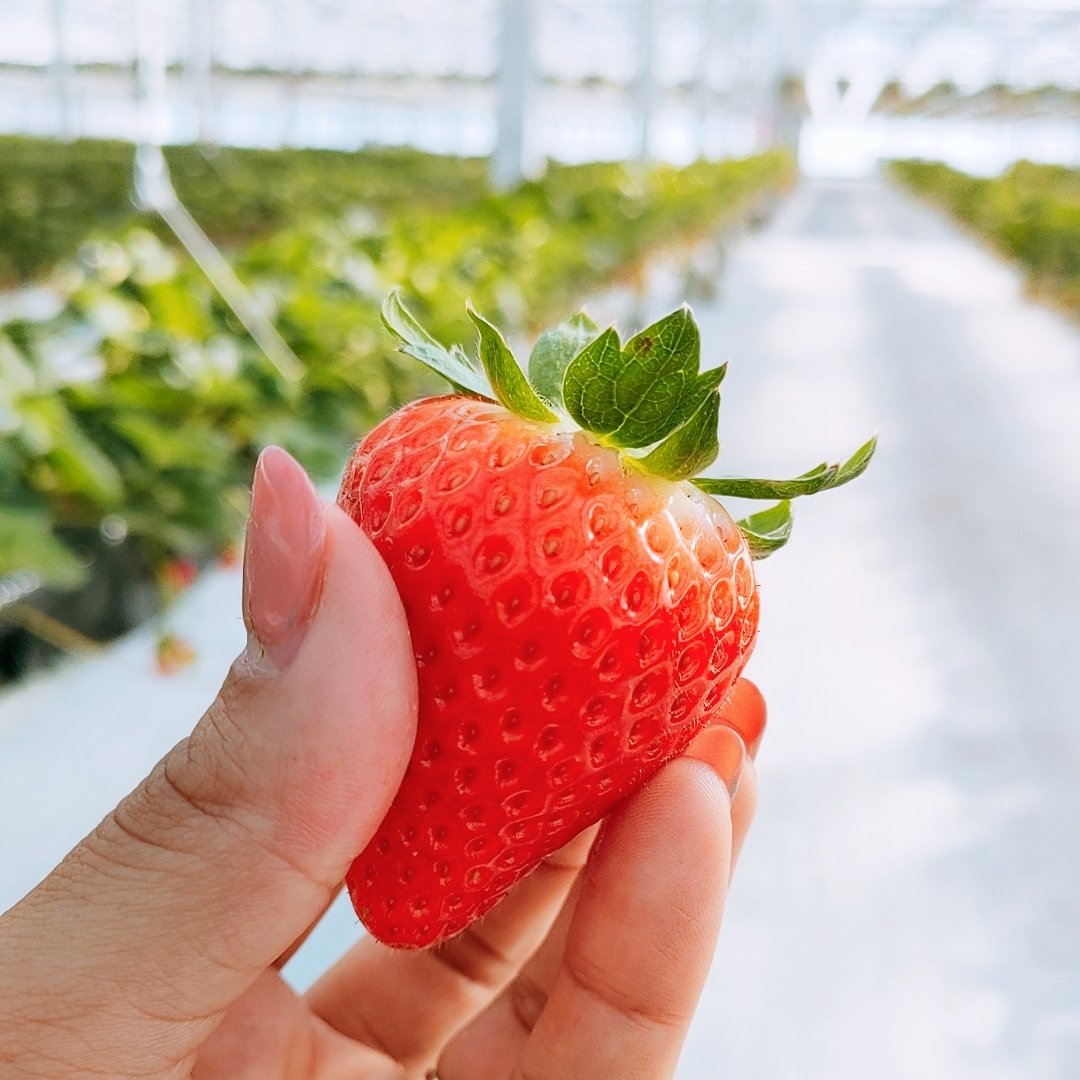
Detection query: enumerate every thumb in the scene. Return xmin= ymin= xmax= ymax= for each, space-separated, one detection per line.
xmin=0 ymin=447 xmax=417 ymax=1073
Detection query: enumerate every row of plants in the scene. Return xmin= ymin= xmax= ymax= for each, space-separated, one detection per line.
xmin=890 ymin=159 xmax=1080 ymax=314
xmin=876 ymin=82 xmax=1080 ymax=118
xmin=0 ymin=137 xmax=491 ymax=285
xmin=0 ymin=144 xmax=794 ymax=680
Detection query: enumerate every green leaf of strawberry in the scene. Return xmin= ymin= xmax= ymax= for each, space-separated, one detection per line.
xmin=381 ymin=289 xmax=488 ymax=397
xmin=637 ymin=386 xmax=721 ymax=480
xmin=736 ymin=500 xmax=794 ymax=558
xmin=527 ymin=311 xmax=599 ymax=409
xmin=466 ymin=303 xmax=560 ymax=423
xmin=693 ymin=435 xmax=879 ymax=500
xmin=564 ymin=307 xmax=720 ymax=449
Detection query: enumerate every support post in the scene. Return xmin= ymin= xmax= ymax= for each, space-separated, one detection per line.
xmin=133 ymin=0 xmax=303 ymax=388
xmin=50 ymin=0 xmax=74 ymax=139
xmin=189 ymin=0 xmax=215 ymax=145
xmin=693 ymin=0 xmax=718 ymax=159
xmin=634 ymin=0 xmax=657 ymax=162
xmin=492 ymin=0 xmax=532 ymax=190
xmin=134 ymin=0 xmax=169 ymax=149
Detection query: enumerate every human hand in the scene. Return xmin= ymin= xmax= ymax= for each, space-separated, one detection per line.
xmin=0 ymin=447 xmax=765 ymax=1080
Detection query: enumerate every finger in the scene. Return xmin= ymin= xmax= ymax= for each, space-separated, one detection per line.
xmin=440 ymin=740 xmax=747 ymax=1080
xmin=435 ymin=872 xmax=587 ymax=1080
xmin=690 ymin=676 xmax=762 ymax=877
xmin=729 ymin=759 xmax=758 ymax=876
xmin=686 ymin=722 xmax=758 ymax=877
xmin=432 ymin=677 xmax=762 ymax=1061
xmin=193 ymin=970 xmax=403 ymax=1080
xmin=273 ymin=883 xmax=345 ymax=971
xmin=0 ymin=448 xmax=418 ymax=1075
xmin=307 ymin=825 xmax=598 ymax=1071
xmin=713 ymin=677 xmax=766 ymax=758
xmin=448 ymin=765 xmax=744 ymax=1080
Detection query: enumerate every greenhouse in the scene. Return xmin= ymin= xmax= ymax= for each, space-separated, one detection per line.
xmin=1 ymin=2 xmax=1078 ymax=1077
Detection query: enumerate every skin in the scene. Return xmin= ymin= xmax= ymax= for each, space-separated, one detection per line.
xmin=0 ymin=448 xmax=764 ymax=1080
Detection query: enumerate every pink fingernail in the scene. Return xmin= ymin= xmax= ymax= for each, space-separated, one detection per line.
xmin=242 ymin=446 xmax=326 ymax=673
xmin=685 ymin=725 xmax=746 ymax=797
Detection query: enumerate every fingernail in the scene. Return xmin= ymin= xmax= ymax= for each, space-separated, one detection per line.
xmin=685 ymin=725 xmax=746 ymax=798
xmin=241 ymin=446 xmax=327 ymax=674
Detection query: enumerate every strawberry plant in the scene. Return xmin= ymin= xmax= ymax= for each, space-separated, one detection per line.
xmin=339 ymin=294 xmax=875 ymax=947
xmin=0 ymin=151 xmax=793 ymax=682
xmin=892 ymin=159 xmax=1080 ymax=316
xmin=0 ymin=138 xmax=489 ymax=286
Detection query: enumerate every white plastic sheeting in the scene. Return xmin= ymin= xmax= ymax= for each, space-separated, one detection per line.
xmin=1 ymin=0 xmax=1075 ymax=170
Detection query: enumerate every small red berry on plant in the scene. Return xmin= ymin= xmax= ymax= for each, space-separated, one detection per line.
xmin=160 ymin=557 xmax=198 ymax=598
xmin=155 ymin=632 xmax=196 ymax=676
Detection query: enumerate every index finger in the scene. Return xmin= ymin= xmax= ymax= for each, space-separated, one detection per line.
xmin=509 ymin=751 xmax=738 ymax=1079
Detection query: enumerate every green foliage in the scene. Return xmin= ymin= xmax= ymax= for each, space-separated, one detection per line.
xmin=466 ymin=305 xmax=558 ymax=423
xmin=693 ymin=437 xmax=877 ymax=500
xmin=383 ymin=293 xmax=870 ymax=545
xmin=0 ymin=146 xmax=794 ymax=590
xmin=528 ymin=312 xmax=598 ymax=409
xmin=561 ymin=306 xmax=729 ymax=452
xmin=0 ymin=137 xmax=490 ymax=285
xmin=381 ymin=289 xmax=488 ymax=396
xmin=891 ymin=159 xmax=1080 ymax=314
xmin=638 ymin=390 xmax=721 ymax=481
xmin=737 ymin=501 xmax=793 ymax=560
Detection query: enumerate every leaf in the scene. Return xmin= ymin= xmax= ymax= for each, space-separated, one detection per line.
xmin=563 ymin=307 xmax=713 ymax=448
xmin=737 ymin=501 xmax=793 ymax=560
xmin=693 ymin=462 xmax=837 ymax=499
xmin=528 ymin=311 xmax=598 ymax=408
xmin=20 ymin=397 xmax=124 ymax=508
xmin=112 ymin=415 xmax=232 ymax=472
xmin=692 ymin=436 xmax=877 ymax=499
xmin=636 ymin=389 xmax=720 ymax=480
xmin=560 ymin=327 xmax=623 ymax=435
xmin=611 ymin=308 xmax=707 ymax=447
xmin=835 ymin=436 xmax=878 ymax=486
xmin=466 ymin=304 xmax=559 ymax=423
xmin=380 ymin=289 xmax=490 ymax=397
xmin=0 ymin=507 xmax=86 ymax=588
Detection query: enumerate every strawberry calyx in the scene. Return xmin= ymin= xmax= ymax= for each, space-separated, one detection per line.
xmin=381 ymin=290 xmax=876 ymax=558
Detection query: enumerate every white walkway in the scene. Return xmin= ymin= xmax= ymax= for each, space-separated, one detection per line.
xmin=2 ymin=177 xmax=1078 ymax=1078
xmin=683 ymin=179 xmax=1080 ymax=1080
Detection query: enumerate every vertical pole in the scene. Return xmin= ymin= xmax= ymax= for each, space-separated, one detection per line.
xmin=693 ymin=0 xmax=718 ymax=159
xmin=275 ymin=0 xmax=289 ymax=145
xmin=130 ymin=0 xmax=303 ymax=387
xmin=189 ymin=0 xmax=215 ymax=145
xmin=50 ymin=0 xmax=74 ymax=139
xmin=134 ymin=0 xmax=168 ymax=150
xmin=763 ymin=0 xmax=797 ymax=151
xmin=492 ymin=0 xmax=532 ymax=189
xmin=275 ymin=0 xmax=303 ymax=146
xmin=634 ymin=0 xmax=657 ymax=162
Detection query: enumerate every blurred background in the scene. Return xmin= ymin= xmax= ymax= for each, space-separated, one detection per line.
xmin=0 ymin=1 xmax=1078 ymax=1077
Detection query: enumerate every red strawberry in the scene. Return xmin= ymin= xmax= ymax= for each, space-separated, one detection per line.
xmin=339 ymin=293 xmax=874 ymax=948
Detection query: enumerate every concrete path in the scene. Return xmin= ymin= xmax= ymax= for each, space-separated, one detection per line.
xmin=1 ymin=177 xmax=1078 ymax=1078
xmin=678 ymin=179 xmax=1080 ymax=1080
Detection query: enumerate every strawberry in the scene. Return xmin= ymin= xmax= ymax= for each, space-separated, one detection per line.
xmin=338 ymin=292 xmax=874 ymax=948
